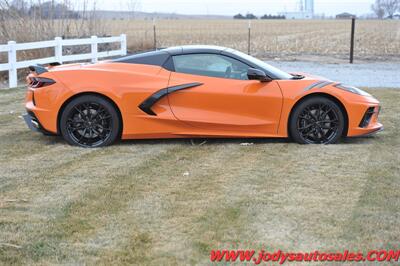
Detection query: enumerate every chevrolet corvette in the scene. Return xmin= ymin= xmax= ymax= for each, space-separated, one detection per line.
xmin=23 ymin=45 xmax=383 ymax=147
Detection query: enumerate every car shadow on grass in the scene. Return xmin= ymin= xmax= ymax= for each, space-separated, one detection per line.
xmin=115 ymin=137 xmax=290 ymax=146
xmin=28 ymin=131 xmax=381 ymax=147
xmin=116 ymin=135 xmax=380 ymax=146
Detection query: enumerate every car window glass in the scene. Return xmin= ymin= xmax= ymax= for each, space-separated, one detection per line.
xmin=172 ymin=54 xmax=249 ymax=80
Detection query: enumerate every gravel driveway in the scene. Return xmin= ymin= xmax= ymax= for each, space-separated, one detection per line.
xmin=267 ymin=61 xmax=400 ymax=88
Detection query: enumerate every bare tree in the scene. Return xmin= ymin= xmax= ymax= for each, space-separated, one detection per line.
xmin=0 ymin=0 xmax=109 ymax=43
xmin=127 ymin=0 xmax=141 ymax=18
xmin=10 ymin=0 xmax=26 ymax=12
xmin=382 ymin=0 xmax=400 ymax=17
xmin=371 ymin=0 xmax=400 ymax=18
xmin=371 ymin=0 xmax=385 ymax=18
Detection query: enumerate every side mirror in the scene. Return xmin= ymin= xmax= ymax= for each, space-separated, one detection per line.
xmin=247 ymin=68 xmax=271 ymax=82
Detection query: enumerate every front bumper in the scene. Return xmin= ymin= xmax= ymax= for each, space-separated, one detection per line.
xmin=347 ymin=102 xmax=383 ymax=137
xmin=349 ymin=125 xmax=384 ymax=137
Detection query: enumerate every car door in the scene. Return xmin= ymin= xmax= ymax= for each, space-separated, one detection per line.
xmin=167 ymin=53 xmax=283 ymax=135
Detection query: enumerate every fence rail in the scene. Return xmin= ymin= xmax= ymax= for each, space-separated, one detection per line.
xmin=0 ymin=34 xmax=127 ymax=88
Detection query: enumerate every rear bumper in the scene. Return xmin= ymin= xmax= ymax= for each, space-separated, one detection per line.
xmin=23 ymin=112 xmax=40 ymax=132
xmin=25 ymin=87 xmax=58 ymax=134
xmin=23 ymin=111 xmax=55 ymax=135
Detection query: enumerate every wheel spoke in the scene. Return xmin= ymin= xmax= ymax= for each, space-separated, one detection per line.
xmin=99 ymin=115 xmax=112 ymax=121
xmin=298 ymin=124 xmax=313 ymax=131
xmin=299 ymin=115 xmax=311 ymax=121
xmin=78 ymin=128 xmax=87 ymax=141
xmin=74 ymin=106 xmax=86 ymax=117
xmin=321 ymin=107 xmax=332 ymax=118
xmin=320 ymin=124 xmax=336 ymax=130
xmin=68 ymin=125 xmax=85 ymax=131
xmin=317 ymin=127 xmax=327 ymax=141
xmin=68 ymin=119 xmax=84 ymax=125
xmin=320 ymin=119 xmax=338 ymax=124
xmin=317 ymin=104 xmax=322 ymax=119
xmin=85 ymin=104 xmax=92 ymax=119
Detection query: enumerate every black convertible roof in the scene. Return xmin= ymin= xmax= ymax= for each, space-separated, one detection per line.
xmin=112 ymin=45 xmax=292 ymax=80
xmin=112 ymin=45 xmax=227 ymax=67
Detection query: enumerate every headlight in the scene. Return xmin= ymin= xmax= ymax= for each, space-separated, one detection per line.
xmin=334 ymin=84 xmax=371 ymax=97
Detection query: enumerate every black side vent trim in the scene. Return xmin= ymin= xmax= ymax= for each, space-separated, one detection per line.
xmin=138 ymin=82 xmax=203 ymax=116
xmin=359 ymin=107 xmax=375 ymax=128
xmin=314 ymin=81 xmax=333 ymax=89
xmin=304 ymin=81 xmax=333 ymax=91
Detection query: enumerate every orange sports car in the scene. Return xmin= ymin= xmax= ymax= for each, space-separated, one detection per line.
xmin=23 ymin=45 xmax=383 ymax=147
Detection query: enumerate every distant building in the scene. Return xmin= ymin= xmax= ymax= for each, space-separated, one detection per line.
xmin=278 ymin=0 xmax=314 ymax=19
xmin=335 ymin=12 xmax=356 ymax=19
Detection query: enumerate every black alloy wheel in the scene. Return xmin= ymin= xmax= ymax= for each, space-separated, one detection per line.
xmin=60 ymin=95 xmax=120 ymax=147
xmin=289 ymin=96 xmax=345 ymax=144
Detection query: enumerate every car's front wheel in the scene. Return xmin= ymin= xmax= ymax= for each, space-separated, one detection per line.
xmin=60 ymin=95 xmax=120 ymax=147
xmin=289 ymin=96 xmax=345 ymax=144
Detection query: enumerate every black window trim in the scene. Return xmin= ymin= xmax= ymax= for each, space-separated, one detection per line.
xmin=162 ymin=56 xmax=175 ymax=72
xmin=166 ymin=52 xmax=272 ymax=80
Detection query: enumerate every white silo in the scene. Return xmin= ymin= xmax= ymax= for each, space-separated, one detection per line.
xmin=304 ymin=0 xmax=314 ymax=14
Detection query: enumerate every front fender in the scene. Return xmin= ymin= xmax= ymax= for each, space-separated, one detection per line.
xmin=276 ymin=80 xmax=379 ymax=137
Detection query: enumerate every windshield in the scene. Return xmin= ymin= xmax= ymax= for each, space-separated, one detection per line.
xmin=230 ymin=50 xmax=293 ymax=80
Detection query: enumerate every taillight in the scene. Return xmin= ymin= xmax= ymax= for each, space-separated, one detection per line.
xmin=29 ymin=77 xmax=55 ymax=88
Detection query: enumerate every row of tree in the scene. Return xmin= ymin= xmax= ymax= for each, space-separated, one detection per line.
xmin=371 ymin=0 xmax=400 ymax=18
xmin=1 ymin=0 xmax=80 ymax=19
xmin=233 ymin=13 xmax=286 ymax=20
xmin=234 ymin=0 xmax=400 ymax=20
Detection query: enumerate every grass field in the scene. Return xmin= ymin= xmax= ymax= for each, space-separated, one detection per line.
xmin=0 ymin=88 xmax=399 ymax=264
xmin=110 ymin=19 xmax=400 ymax=61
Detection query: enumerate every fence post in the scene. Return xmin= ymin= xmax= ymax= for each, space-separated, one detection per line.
xmin=153 ymin=19 xmax=157 ymax=50
xmin=349 ymin=17 xmax=355 ymax=64
xmin=247 ymin=20 xmax=251 ymax=55
xmin=54 ymin=37 xmax=63 ymax=64
xmin=120 ymin=34 xmax=127 ymax=55
xmin=91 ymin=36 xmax=98 ymax=63
xmin=8 ymin=41 xmax=17 ymax=88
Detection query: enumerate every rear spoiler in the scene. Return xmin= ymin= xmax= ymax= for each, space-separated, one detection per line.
xmin=28 ymin=62 xmax=61 ymax=74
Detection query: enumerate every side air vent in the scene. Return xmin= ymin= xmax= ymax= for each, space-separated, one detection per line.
xmin=359 ymin=107 xmax=375 ymax=128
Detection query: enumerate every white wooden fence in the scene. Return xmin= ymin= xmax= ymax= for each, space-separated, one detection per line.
xmin=0 ymin=34 xmax=127 ymax=88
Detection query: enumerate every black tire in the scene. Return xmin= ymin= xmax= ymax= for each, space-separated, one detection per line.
xmin=60 ymin=95 xmax=120 ymax=147
xmin=289 ymin=96 xmax=345 ymax=144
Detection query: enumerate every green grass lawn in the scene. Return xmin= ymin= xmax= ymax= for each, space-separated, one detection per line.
xmin=0 ymin=88 xmax=399 ymax=265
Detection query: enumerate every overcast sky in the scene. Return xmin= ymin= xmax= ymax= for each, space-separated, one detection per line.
xmin=89 ymin=0 xmax=376 ymax=16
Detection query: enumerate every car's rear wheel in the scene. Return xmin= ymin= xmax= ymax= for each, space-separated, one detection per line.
xmin=60 ymin=95 xmax=120 ymax=147
xmin=289 ymin=96 xmax=345 ymax=144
